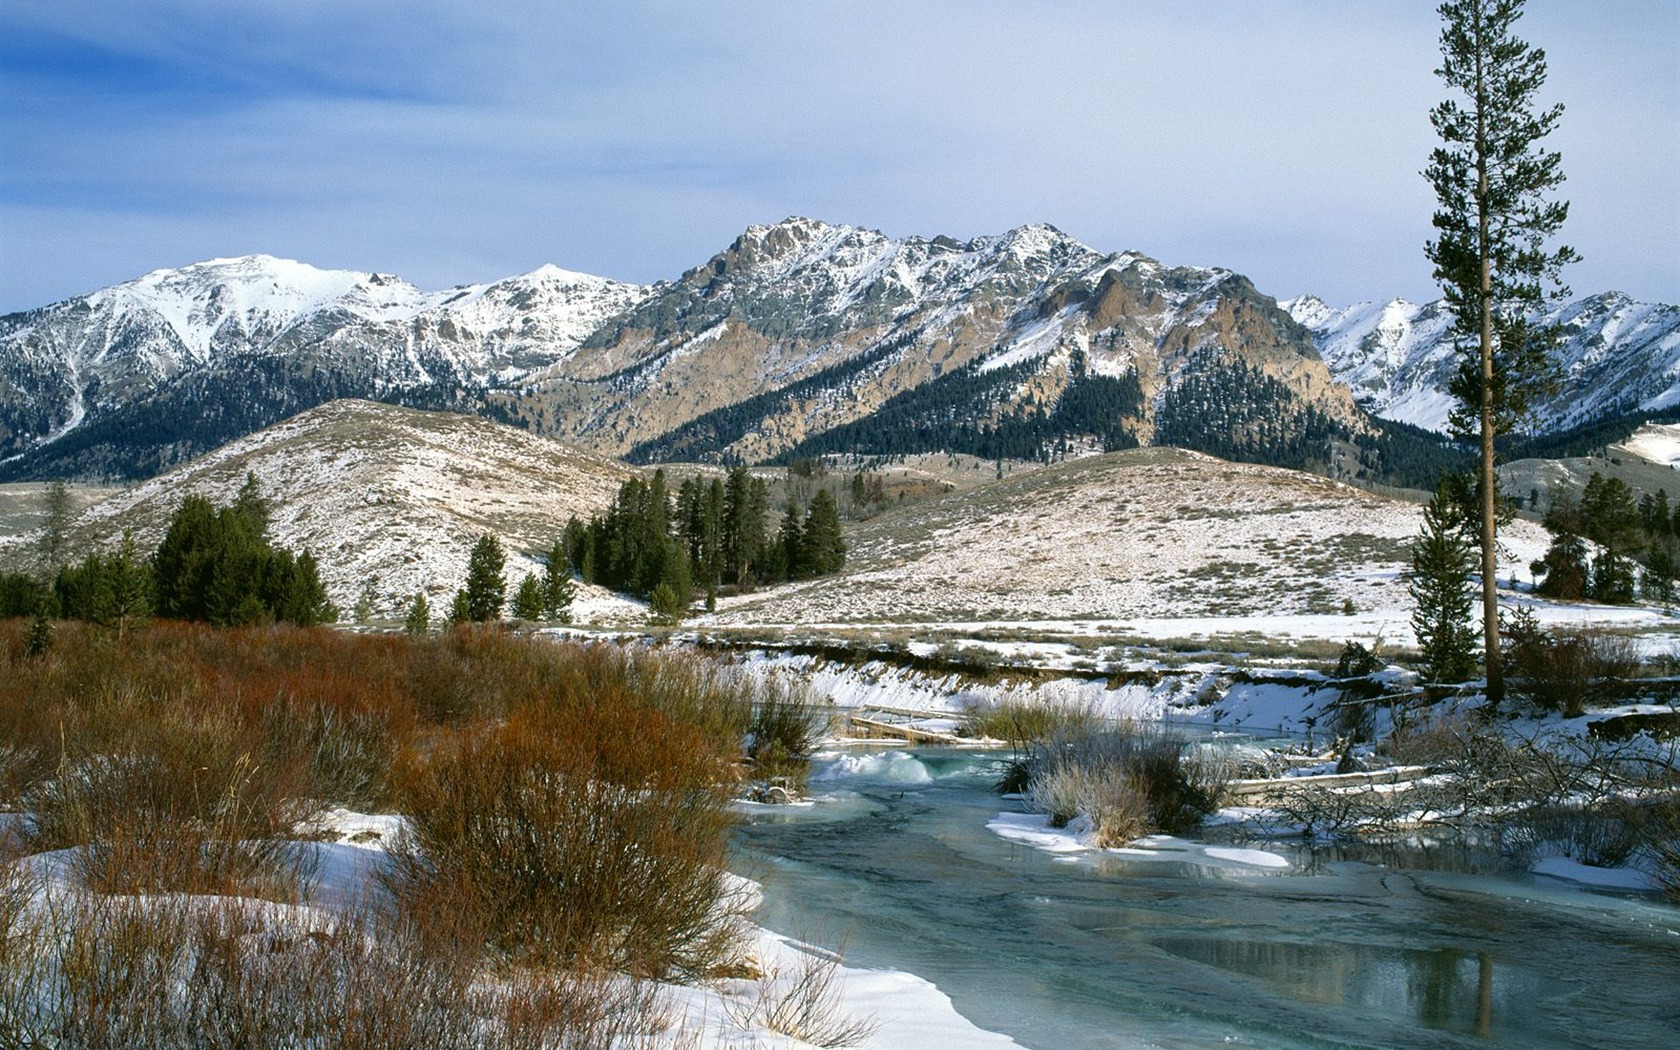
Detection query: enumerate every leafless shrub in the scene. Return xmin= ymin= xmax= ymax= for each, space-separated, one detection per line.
xmin=1505 ymin=800 xmax=1647 ymax=868
xmin=744 ymin=675 xmax=829 ymax=800
xmin=1272 ymin=781 xmax=1419 ymax=838
xmin=1021 ymin=723 xmax=1227 ymax=841
xmin=26 ymin=709 xmax=311 ymax=899
xmin=385 ymin=701 xmax=747 ymax=978
xmin=1505 ymin=615 xmax=1640 ymax=717
xmin=725 ymin=947 xmax=879 ymax=1049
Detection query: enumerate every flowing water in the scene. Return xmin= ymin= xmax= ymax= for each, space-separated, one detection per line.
xmin=732 ymin=746 xmax=1680 ymax=1049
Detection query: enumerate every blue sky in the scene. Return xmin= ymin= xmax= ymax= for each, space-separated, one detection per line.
xmin=1 ymin=1 xmax=1675 ymax=313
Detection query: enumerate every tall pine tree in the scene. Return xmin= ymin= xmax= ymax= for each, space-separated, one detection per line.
xmin=1425 ymin=0 xmax=1575 ymax=705
xmin=801 ymin=489 xmax=846 ymax=577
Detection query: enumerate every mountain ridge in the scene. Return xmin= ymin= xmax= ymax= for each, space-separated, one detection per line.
xmin=1286 ymin=290 xmax=1680 ymax=435
xmin=4 ymin=219 xmax=1673 ymax=483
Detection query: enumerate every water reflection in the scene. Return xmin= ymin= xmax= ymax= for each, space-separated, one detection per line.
xmin=1150 ymin=937 xmax=1500 ymax=1038
xmin=735 ymin=747 xmax=1680 ymax=1050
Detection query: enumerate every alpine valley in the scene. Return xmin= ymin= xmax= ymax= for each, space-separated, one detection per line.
xmin=7 ymin=217 xmax=1674 ymax=485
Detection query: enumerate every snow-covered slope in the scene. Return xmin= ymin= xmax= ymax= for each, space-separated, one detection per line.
xmin=1615 ymin=423 xmax=1680 ymax=468
xmin=712 ymin=446 xmax=1552 ymax=632
xmin=55 ymin=399 xmax=639 ymax=617
xmin=1285 ymin=292 xmax=1680 ymax=433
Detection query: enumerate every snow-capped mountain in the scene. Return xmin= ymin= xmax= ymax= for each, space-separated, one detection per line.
xmin=0 ymin=255 xmax=648 ymax=478
xmin=2 ymin=220 xmax=1364 ymax=480
xmin=1285 ymin=291 xmax=1680 ymax=434
xmin=539 ymin=217 xmax=1357 ymax=463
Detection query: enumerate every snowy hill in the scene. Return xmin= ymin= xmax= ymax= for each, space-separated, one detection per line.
xmin=1285 ymin=292 xmax=1680 ymax=434
xmin=42 ymin=399 xmax=639 ymax=618
xmin=711 ymin=446 xmax=1551 ymax=633
xmin=1614 ymin=423 xmax=1680 ymax=469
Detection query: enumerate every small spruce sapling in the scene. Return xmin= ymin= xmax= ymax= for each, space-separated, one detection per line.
xmin=512 ymin=572 xmax=546 ymax=622
xmin=404 ymin=591 xmax=430 ymax=634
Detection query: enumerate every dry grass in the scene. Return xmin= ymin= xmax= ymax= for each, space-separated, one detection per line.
xmin=0 ymin=891 xmax=695 ymax=1049
xmin=964 ymin=691 xmax=1099 ymax=750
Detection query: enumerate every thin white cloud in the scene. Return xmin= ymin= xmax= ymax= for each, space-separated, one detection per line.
xmin=1 ymin=1 xmax=1674 ymax=312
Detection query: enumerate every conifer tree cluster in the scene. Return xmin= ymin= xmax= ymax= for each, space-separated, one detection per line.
xmin=150 ymin=475 xmax=335 ymax=626
xmin=561 ymin=466 xmax=845 ymax=619
xmin=1 ymin=473 xmax=336 ymax=629
xmin=1154 ymin=350 xmax=1346 ymax=471
xmin=1533 ymin=473 xmax=1677 ymax=604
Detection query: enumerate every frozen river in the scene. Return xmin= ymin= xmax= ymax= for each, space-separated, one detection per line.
xmin=733 ymin=747 xmax=1680 ymax=1049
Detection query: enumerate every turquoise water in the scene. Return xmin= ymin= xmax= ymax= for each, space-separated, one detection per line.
xmin=732 ymin=748 xmax=1680 ymax=1049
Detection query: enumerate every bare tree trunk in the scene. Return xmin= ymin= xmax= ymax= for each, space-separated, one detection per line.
xmin=1476 ymin=39 xmax=1504 ymax=709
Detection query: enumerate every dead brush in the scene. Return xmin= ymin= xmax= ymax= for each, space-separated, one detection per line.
xmin=25 ymin=706 xmax=311 ymax=899
xmin=744 ymin=675 xmax=828 ymax=798
xmin=724 ymin=945 xmax=879 ymax=1049
xmin=6 ymin=890 xmax=697 ymax=1050
xmin=1022 ymin=723 xmax=1228 ymax=843
xmin=385 ymin=698 xmax=747 ymax=978
xmin=964 ymin=691 xmax=1099 ymax=750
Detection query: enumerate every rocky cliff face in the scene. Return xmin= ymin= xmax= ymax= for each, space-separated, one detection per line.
xmin=538 ymin=218 xmax=1361 ymax=464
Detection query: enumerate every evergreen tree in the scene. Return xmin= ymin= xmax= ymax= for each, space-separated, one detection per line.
xmin=648 ymin=540 xmax=692 ymax=623
xmin=233 ymin=471 xmax=271 ymax=537
xmin=1589 ymin=550 xmax=1637 ymax=605
xmin=648 ymin=582 xmax=684 ymax=624
xmin=462 ymin=533 xmax=506 ymax=622
xmin=1532 ymin=531 xmax=1589 ymax=600
xmin=775 ymin=502 xmax=803 ymax=581
xmin=53 ymin=554 xmax=108 ymax=623
xmin=449 ymin=588 xmax=472 ymax=626
xmin=701 ymin=477 xmax=725 ymax=601
xmin=542 ymin=540 xmax=577 ymax=623
xmin=1641 ymin=552 xmax=1677 ymax=605
xmin=802 ymin=489 xmax=846 ymax=577
xmin=353 ymin=580 xmax=377 ymax=624
xmin=103 ymin=530 xmax=151 ymax=637
xmin=152 ymin=495 xmax=220 ymax=621
xmin=404 ymin=591 xmax=431 ymax=634
xmin=275 ymin=550 xmax=335 ymax=626
xmin=38 ymin=479 xmax=72 ymax=575
xmin=26 ymin=599 xmax=52 ymax=657
xmin=1425 ymin=0 xmax=1576 ymax=705
xmin=512 ymin=572 xmax=546 ymax=621
xmin=0 ymin=572 xmax=46 ymax=619
xmin=1409 ymin=489 xmax=1480 ymax=683
xmin=1580 ymin=473 xmax=1642 ymax=554
xmin=562 ymin=517 xmax=589 ymax=576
